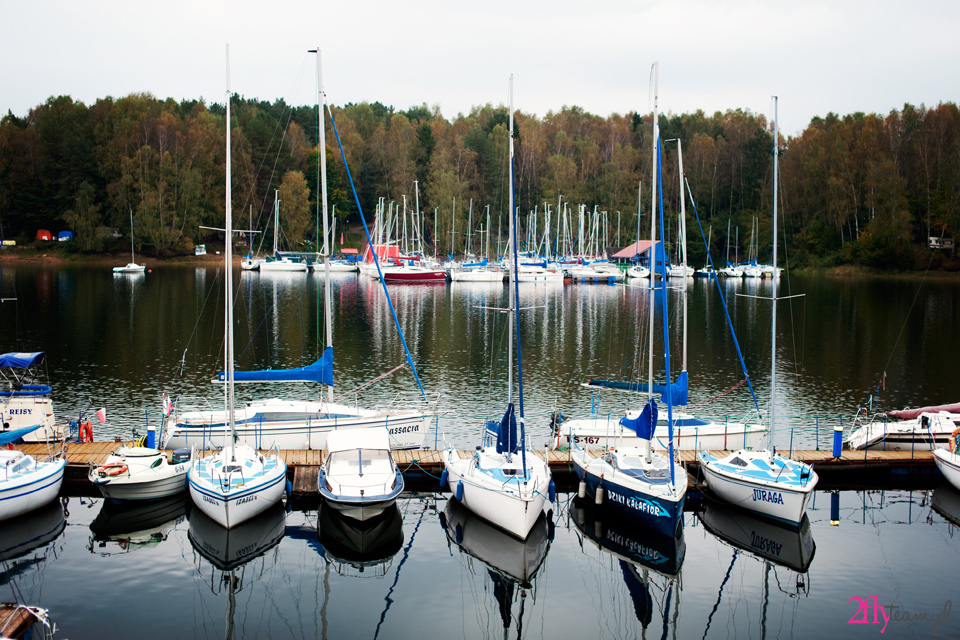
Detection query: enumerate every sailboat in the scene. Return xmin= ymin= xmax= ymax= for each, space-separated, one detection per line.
xmin=570 ymin=63 xmax=686 ymax=537
xmin=933 ymin=431 xmax=960 ymax=492
xmin=260 ymin=191 xmax=308 ymax=272
xmin=186 ymin=46 xmax=288 ymax=530
xmin=442 ymin=76 xmax=554 ymax=540
xmin=113 ymin=208 xmax=146 ymax=273
xmin=698 ymin=97 xmax=818 ymax=526
xmin=164 ymin=50 xmax=436 ymax=453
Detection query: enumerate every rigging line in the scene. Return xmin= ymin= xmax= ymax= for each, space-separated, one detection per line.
xmin=702 ymin=549 xmax=739 ymax=640
xmin=879 ymin=251 xmax=936 ymax=390
xmin=326 ymin=104 xmax=426 ymax=400
xmin=373 ymin=506 xmax=427 ymax=640
xmin=684 ymin=177 xmax=761 ymax=415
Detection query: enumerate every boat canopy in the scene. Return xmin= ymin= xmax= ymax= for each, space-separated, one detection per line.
xmin=218 ymin=346 xmax=333 ymax=386
xmin=0 ymin=424 xmax=44 ymax=446
xmin=485 ymin=403 xmax=518 ymax=455
xmin=621 ymin=399 xmax=658 ymax=440
xmin=324 ymin=427 xmax=390 ymax=453
xmin=586 ymin=371 xmax=688 ymax=406
xmin=0 ymin=352 xmax=45 ymax=369
xmin=886 ymin=402 xmax=960 ymax=421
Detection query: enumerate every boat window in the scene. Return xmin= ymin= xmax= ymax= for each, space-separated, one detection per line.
xmin=499 ymin=468 xmax=523 ymax=476
xmin=729 ymin=457 xmax=748 ymax=467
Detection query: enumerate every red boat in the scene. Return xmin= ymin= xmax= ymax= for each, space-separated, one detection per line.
xmin=381 ymin=264 xmax=447 ymax=282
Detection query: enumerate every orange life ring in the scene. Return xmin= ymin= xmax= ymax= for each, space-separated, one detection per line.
xmin=80 ymin=420 xmax=93 ymax=443
xmin=97 ymin=463 xmax=127 ymax=478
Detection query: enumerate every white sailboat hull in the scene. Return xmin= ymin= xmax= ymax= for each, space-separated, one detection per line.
xmin=699 ymin=450 xmax=817 ymax=525
xmin=188 ymin=446 xmax=287 ymax=529
xmin=449 ymin=269 xmax=504 ymax=282
xmin=554 ymin=413 xmax=766 ymax=451
xmin=934 ymin=448 xmax=960 ymax=492
xmin=0 ymin=454 xmax=65 ymax=522
xmin=443 ymin=448 xmax=550 ymax=539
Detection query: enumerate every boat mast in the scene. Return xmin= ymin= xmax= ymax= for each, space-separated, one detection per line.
xmin=646 ymin=62 xmax=658 ymax=464
xmin=508 ymin=74 xmax=528 ymax=476
xmin=769 ymin=96 xmax=779 ymax=462
xmin=273 ymin=190 xmax=279 ymax=257
xmin=225 ymin=44 xmax=236 ymax=463
xmin=677 ymin=139 xmax=688 ymax=380
xmin=311 ymin=46 xmax=334 ymax=403
xmin=507 ymin=76 xmax=514 ymax=406
xmin=129 ymin=207 xmax=135 ymax=263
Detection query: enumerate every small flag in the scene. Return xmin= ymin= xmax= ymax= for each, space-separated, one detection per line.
xmin=340 ymin=233 xmax=344 ymax=245
xmin=96 ymin=408 xmax=106 ymax=423
xmin=162 ymin=393 xmax=172 ymax=417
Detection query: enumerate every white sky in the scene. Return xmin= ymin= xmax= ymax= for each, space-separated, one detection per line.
xmin=3 ymin=0 xmax=958 ymax=137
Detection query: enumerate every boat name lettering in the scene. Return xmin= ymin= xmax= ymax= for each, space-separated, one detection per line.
xmin=607 ymin=489 xmax=665 ymax=517
xmin=8 ymin=408 xmax=32 ymax=415
xmin=389 ymin=425 xmax=419 ymax=434
xmin=748 ymin=531 xmax=782 ymax=557
xmin=202 ymin=495 xmax=219 ymax=505
xmin=606 ymin=531 xmax=665 ymax=563
xmin=574 ymin=436 xmax=601 ymax=445
xmin=174 ymin=464 xmax=185 ymax=473
xmin=236 ymin=495 xmax=257 ymax=505
xmin=752 ymin=489 xmax=784 ymax=504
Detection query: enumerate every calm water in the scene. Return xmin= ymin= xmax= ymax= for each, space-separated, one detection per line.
xmin=2 ymin=265 xmax=960 ymax=639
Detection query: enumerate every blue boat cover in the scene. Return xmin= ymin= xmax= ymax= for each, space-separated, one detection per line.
xmin=0 ymin=424 xmax=44 ymax=446
xmin=0 ymin=352 xmax=45 ymax=369
xmin=491 ymin=403 xmax=518 ymax=455
xmin=622 ymin=399 xmax=658 ymax=440
xmin=588 ymin=371 xmax=688 ymax=405
xmin=218 ymin=347 xmax=333 ymax=386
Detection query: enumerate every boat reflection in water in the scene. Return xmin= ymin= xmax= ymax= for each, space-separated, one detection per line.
xmin=932 ymin=483 xmax=960 ymax=527
xmin=317 ymin=502 xmax=404 ymax=578
xmin=698 ymin=501 xmax=816 ymax=574
xmin=569 ymin=498 xmax=684 ymax=632
xmin=188 ymin=503 xmax=286 ymax=640
xmin=0 ymin=500 xmax=65 ymax=565
xmin=441 ymin=498 xmax=552 ymax=637
xmin=88 ymin=495 xmax=186 ymax=556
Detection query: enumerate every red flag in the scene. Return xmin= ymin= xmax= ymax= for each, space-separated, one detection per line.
xmin=96 ymin=408 xmax=106 ymax=423
xmin=340 ymin=233 xmax=344 ymax=245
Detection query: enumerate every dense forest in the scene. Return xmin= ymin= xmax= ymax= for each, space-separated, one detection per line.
xmin=1 ymin=93 xmax=958 ymax=270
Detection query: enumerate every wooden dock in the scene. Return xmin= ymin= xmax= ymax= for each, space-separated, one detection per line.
xmin=22 ymin=443 xmax=940 ymax=494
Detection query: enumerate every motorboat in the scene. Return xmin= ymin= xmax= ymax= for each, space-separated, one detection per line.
xmin=0 ymin=352 xmax=63 ymax=443
xmin=88 ymin=446 xmax=191 ymax=501
xmin=845 ymin=407 xmax=960 ymax=451
xmin=318 ymin=427 xmax=403 ymax=521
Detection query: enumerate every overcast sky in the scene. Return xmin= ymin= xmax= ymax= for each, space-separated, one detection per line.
xmin=3 ymin=0 xmax=958 ymax=137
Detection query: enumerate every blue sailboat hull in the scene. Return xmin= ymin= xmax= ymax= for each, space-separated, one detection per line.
xmin=573 ymin=463 xmax=684 ymax=537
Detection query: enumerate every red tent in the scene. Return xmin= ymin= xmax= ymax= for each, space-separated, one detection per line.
xmin=36 ymin=230 xmax=52 ymax=241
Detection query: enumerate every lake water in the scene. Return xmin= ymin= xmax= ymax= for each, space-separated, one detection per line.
xmin=1 ymin=265 xmax=959 ymax=638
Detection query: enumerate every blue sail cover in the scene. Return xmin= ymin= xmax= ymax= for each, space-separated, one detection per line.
xmin=0 ymin=352 xmax=45 ymax=369
xmin=621 ymin=400 xmax=658 ymax=440
xmin=493 ymin=403 xmax=517 ymax=454
xmin=218 ymin=346 xmax=334 ymax=386
xmin=588 ymin=371 xmax=688 ymax=405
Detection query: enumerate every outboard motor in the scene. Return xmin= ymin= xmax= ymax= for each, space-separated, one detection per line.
xmin=171 ymin=448 xmax=192 ymax=464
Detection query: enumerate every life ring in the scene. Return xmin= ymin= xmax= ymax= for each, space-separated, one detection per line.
xmin=97 ymin=463 xmax=128 ymax=478
xmin=79 ymin=420 xmax=93 ymax=443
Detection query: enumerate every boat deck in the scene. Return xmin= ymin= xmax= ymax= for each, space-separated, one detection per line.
xmin=17 ymin=442 xmax=940 ymax=494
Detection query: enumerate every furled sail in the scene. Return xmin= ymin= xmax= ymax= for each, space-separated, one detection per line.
xmin=217 ymin=346 xmax=333 ymax=386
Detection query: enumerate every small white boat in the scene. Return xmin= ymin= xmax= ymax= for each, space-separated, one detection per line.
xmin=0 ymin=352 xmax=64 ymax=444
xmin=845 ymin=409 xmax=960 ymax=451
xmin=0 ymin=448 xmax=65 ymax=522
xmin=240 ymin=255 xmax=260 ymax=271
xmin=88 ymin=446 xmax=191 ymax=501
xmin=568 ymin=261 xmax=624 ymax=282
xmin=114 ymin=208 xmax=145 ymax=274
xmin=626 ymin=265 xmax=650 ymax=279
xmin=720 ymin=265 xmax=744 ymax=278
xmin=743 ymin=264 xmax=763 ymax=278
xmin=260 ymin=256 xmax=308 ymax=272
xmin=318 ymin=427 xmax=403 ymax=521
xmin=113 ymin=263 xmax=145 ymax=274
xmin=449 ymin=265 xmax=503 ymax=282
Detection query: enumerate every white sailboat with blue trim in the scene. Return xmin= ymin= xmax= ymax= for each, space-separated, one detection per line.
xmin=442 ymin=76 xmax=553 ymax=541
xmin=187 ymin=45 xmax=287 ymax=530
xmin=699 ymin=97 xmax=818 ymax=526
xmin=571 ymin=63 xmax=686 ymax=538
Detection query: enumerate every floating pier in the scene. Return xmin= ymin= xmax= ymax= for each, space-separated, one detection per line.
xmin=21 ymin=442 xmax=942 ymax=495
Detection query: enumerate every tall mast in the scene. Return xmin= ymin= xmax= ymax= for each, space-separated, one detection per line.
xmin=646 ymin=62 xmax=658 ymax=463
xmin=677 ymin=139 xmax=688 ymax=378
xmin=769 ymin=96 xmax=779 ymax=461
xmin=311 ymin=47 xmax=333 ymax=403
xmin=507 ymin=75 xmax=515 ymax=405
xmin=225 ymin=44 xmax=236 ymax=462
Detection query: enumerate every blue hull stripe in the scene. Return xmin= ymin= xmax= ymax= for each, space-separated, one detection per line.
xmin=189 ymin=470 xmax=285 ymax=503
xmin=0 ymin=463 xmax=65 ymax=503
